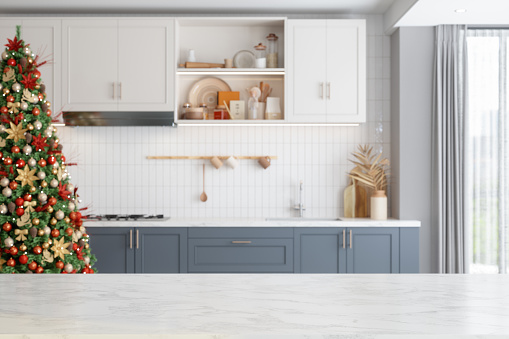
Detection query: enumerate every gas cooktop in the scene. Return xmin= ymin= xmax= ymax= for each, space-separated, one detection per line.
xmin=86 ymin=214 xmax=170 ymax=221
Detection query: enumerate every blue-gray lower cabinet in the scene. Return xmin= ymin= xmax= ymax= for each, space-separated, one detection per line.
xmin=188 ymin=227 xmax=294 ymax=273
xmin=87 ymin=227 xmax=187 ymax=273
xmin=295 ymin=227 xmax=402 ymax=273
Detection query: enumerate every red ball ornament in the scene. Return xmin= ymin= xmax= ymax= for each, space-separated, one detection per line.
xmin=11 ymin=145 xmax=20 ymax=153
xmin=0 ymin=106 xmax=8 ymax=114
xmin=61 ymin=271 xmax=68 ymax=274
xmin=38 ymin=93 xmax=44 ymax=101
xmin=47 ymin=109 xmax=52 ymax=117
xmin=33 ymin=246 xmax=42 ymax=255
xmin=38 ymin=159 xmax=46 ymax=167
xmin=6 ymin=258 xmax=15 ymax=267
xmin=3 ymin=157 xmax=12 ymax=165
xmin=35 ymin=266 xmax=44 ymax=274
xmin=7 ymin=58 xmax=16 ymax=66
xmin=32 ymin=107 xmax=40 ymax=116
xmin=56 ymin=261 xmax=64 ymax=269
xmin=61 ymin=155 xmax=66 ymax=162
xmin=6 ymin=95 xmax=15 ymax=103
xmin=51 ymin=229 xmax=60 ymax=237
xmin=23 ymin=194 xmax=32 ymax=201
xmin=28 ymin=261 xmax=37 ymax=271
xmin=47 ymin=156 xmax=56 ymax=165
xmin=75 ymin=219 xmax=83 ymax=227
xmin=9 ymin=181 xmax=17 ymax=190
xmin=65 ymin=228 xmax=73 ymax=236
xmin=0 ymin=151 xmax=3 ymax=159
xmin=9 ymin=246 xmax=18 ymax=256
xmin=2 ymin=222 xmax=12 ymax=232
xmin=19 ymin=254 xmax=28 ymax=265
xmin=33 ymin=70 xmax=41 ymax=78
xmin=15 ymin=207 xmax=25 ymax=216
xmin=15 ymin=197 xmax=24 ymax=206
xmin=69 ymin=211 xmax=77 ymax=220
xmin=15 ymin=159 xmax=25 ymax=168
xmin=72 ymin=243 xmax=78 ymax=251
xmin=48 ymin=197 xmax=57 ymax=206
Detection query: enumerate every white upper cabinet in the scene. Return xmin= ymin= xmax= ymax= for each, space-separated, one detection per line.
xmin=0 ymin=19 xmax=61 ymax=119
xmin=287 ymin=19 xmax=366 ymax=123
xmin=62 ymin=18 xmax=174 ymax=112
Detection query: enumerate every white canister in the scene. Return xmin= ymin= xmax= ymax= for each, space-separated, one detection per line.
xmin=370 ymin=190 xmax=387 ymax=220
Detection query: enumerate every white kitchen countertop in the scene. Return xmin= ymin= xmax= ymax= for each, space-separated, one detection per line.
xmin=0 ymin=274 xmax=507 ymax=338
xmin=84 ymin=217 xmax=421 ymax=227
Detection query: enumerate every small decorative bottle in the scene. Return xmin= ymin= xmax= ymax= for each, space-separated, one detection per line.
xmin=266 ymin=33 xmax=279 ymax=68
xmin=254 ymin=43 xmax=266 ymax=68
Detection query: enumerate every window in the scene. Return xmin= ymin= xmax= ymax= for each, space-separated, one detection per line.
xmin=467 ymin=29 xmax=509 ymax=274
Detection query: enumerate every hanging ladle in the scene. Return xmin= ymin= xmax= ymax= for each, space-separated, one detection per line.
xmin=200 ymin=164 xmax=208 ymax=202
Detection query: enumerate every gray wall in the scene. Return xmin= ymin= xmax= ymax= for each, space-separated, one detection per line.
xmin=391 ymin=26 xmax=436 ymax=273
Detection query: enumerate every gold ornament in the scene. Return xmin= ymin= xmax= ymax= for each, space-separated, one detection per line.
xmin=64 ymin=217 xmax=70 ymax=223
xmin=37 ymin=229 xmax=45 ymax=236
xmin=50 ymin=237 xmax=70 ymax=260
xmin=28 ymin=57 xmax=33 ymax=64
xmin=41 ymin=181 xmax=48 ymax=188
xmin=14 ymin=229 xmax=29 ymax=241
xmin=52 ymin=168 xmax=58 ymax=175
xmin=2 ymin=68 xmax=15 ymax=82
xmin=5 ymin=122 xmax=28 ymax=143
xmin=29 ymin=186 xmax=36 ymax=193
xmin=20 ymin=244 xmax=27 ymax=251
xmin=61 ymin=164 xmax=66 ymax=171
xmin=42 ymin=242 xmax=49 ymax=249
xmin=0 ymin=138 xmax=5 ymax=147
xmin=35 ymin=84 xmax=40 ymax=90
xmin=7 ymin=101 xmax=20 ymax=113
xmin=15 ymin=165 xmax=38 ymax=187
xmin=23 ymin=201 xmax=37 ymax=213
xmin=85 ymin=244 xmax=89 ymax=249
xmin=27 ymin=124 xmax=34 ymax=131
xmin=0 ymin=258 xmax=6 ymax=270
xmin=47 ymin=206 xmax=53 ymax=213
xmin=48 ymin=239 xmax=52 ymax=245
xmin=2 ymin=88 xmax=10 ymax=95
xmin=54 ymin=138 xmax=59 ymax=144
xmin=50 ymin=218 xmax=57 ymax=225
xmin=42 ymin=249 xmax=54 ymax=263
xmin=32 ymin=218 xmax=40 ymax=225
xmin=47 ymin=101 xmax=52 ymax=109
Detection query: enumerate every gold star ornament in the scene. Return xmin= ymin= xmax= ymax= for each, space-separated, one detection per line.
xmin=50 ymin=238 xmax=70 ymax=260
xmin=16 ymin=165 xmax=38 ymax=187
xmin=5 ymin=122 xmax=27 ymax=143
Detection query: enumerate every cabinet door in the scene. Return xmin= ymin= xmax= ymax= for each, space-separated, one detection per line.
xmin=326 ymin=20 xmax=366 ymax=123
xmin=118 ymin=19 xmax=174 ymax=111
xmin=346 ymin=228 xmax=399 ymax=273
xmin=135 ymin=227 xmax=187 ymax=273
xmin=188 ymin=238 xmax=293 ymax=273
xmin=0 ymin=19 xmax=61 ymax=118
xmin=294 ymin=228 xmax=346 ymax=273
xmin=62 ymin=19 xmax=118 ymax=111
xmin=287 ymin=20 xmax=327 ymax=122
xmin=86 ymin=227 xmax=134 ymax=273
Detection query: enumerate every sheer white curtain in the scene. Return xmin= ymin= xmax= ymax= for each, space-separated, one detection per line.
xmin=466 ymin=29 xmax=509 ymax=274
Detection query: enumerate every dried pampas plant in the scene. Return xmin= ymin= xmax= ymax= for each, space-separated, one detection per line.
xmin=348 ymin=145 xmax=390 ymax=191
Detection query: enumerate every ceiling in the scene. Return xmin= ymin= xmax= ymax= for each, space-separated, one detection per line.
xmin=0 ymin=0 xmax=396 ymax=15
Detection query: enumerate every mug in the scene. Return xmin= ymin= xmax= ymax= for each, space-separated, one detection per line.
xmin=224 ymin=58 xmax=233 ymax=68
xmin=258 ymin=156 xmax=271 ymax=169
xmin=224 ymin=156 xmax=238 ymax=169
xmin=210 ymin=156 xmax=223 ymax=169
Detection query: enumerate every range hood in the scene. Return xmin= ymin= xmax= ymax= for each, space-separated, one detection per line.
xmin=62 ymin=111 xmax=175 ymax=127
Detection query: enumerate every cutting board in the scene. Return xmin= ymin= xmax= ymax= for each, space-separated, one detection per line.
xmin=344 ymin=181 xmax=355 ymax=218
xmin=354 ymin=181 xmax=368 ymax=218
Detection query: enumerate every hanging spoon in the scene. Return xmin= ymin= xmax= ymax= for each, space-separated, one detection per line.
xmin=200 ymin=164 xmax=208 ymax=202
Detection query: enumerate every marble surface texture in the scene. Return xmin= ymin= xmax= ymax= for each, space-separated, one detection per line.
xmin=84 ymin=217 xmax=421 ymax=228
xmin=0 ymin=274 xmax=508 ymax=337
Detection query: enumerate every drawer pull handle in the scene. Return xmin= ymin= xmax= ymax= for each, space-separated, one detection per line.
xmin=231 ymin=241 xmax=252 ymax=244
xmin=136 ymin=230 xmax=139 ymax=249
xmin=342 ymin=229 xmax=346 ymax=249
xmin=349 ymin=230 xmax=352 ymax=249
xmin=129 ymin=230 xmax=133 ymax=249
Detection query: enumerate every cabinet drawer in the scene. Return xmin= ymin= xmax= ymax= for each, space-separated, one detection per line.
xmin=188 ymin=238 xmax=293 ymax=273
xmin=188 ymin=227 xmax=293 ymax=238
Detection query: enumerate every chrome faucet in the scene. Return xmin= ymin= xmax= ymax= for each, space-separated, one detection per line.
xmin=293 ymin=180 xmax=305 ymax=217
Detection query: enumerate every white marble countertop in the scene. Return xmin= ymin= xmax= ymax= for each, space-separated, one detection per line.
xmin=84 ymin=217 xmax=421 ymax=228
xmin=0 ymin=274 xmax=507 ymax=337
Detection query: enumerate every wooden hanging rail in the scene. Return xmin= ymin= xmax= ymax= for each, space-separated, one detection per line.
xmin=147 ymin=156 xmax=278 ymax=160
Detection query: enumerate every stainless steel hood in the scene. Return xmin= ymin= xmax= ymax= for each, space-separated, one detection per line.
xmin=62 ymin=111 xmax=175 ymax=127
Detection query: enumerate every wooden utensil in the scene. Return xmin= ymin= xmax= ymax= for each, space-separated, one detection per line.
xmin=185 ymin=62 xmax=225 ymax=68
xmin=200 ymin=164 xmax=208 ymax=202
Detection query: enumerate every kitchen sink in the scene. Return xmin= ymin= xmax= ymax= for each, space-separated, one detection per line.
xmin=265 ymin=218 xmax=342 ymax=222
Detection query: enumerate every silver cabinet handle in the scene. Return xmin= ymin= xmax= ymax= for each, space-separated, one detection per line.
xmin=342 ymin=229 xmax=346 ymax=249
xmin=320 ymin=82 xmax=324 ymax=99
xmin=327 ymin=82 xmax=331 ymax=100
xmin=119 ymin=82 xmax=122 ymax=100
xmin=129 ymin=230 xmax=132 ymax=249
xmin=136 ymin=229 xmax=139 ymax=249
xmin=349 ymin=230 xmax=352 ymax=249
xmin=112 ymin=82 xmax=116 ymax=100
xmin=231 ymin=241 xmax=252 ymax=244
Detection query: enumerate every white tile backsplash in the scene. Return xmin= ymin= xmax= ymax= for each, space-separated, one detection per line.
xmin=59 ymin=15 xmax=390 ymax=219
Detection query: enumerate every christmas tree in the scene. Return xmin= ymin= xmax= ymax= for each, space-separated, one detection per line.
xmin=0 ymin=27 xmax=96 ymax=274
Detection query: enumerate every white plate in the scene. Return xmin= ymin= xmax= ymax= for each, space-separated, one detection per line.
xmin=233 ymin=50 xmax=256 ymax=68
xmin=188 ymin=77 xmax=232 ymax=108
